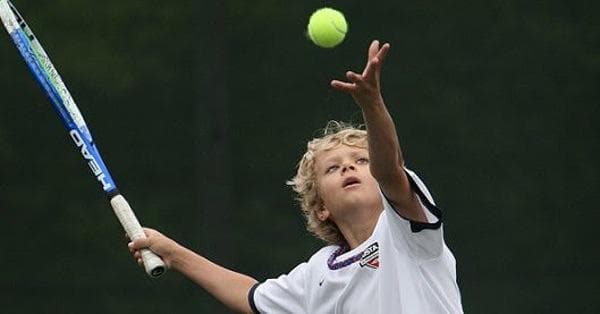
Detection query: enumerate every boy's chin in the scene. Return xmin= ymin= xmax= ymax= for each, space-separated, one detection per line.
xmin=341 ymin=185 xmax=377 ymax=197
xmin=338 ymin=191 xmax=378 ymax=206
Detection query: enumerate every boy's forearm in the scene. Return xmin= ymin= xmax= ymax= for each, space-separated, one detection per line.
xmin=361 ymin=97 xmax=404 ymax=181
xmin=170 ymin=245 xmax=258 ymax=313
xmin=362 ymin=97 xmax=428 ymax=222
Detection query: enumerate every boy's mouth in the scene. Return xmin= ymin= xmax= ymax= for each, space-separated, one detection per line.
xmin=342 ymin=176 xmax=361 ymax=188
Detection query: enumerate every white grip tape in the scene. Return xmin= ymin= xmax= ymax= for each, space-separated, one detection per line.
xmin=110 ymin=194 xmax=166 ymax=277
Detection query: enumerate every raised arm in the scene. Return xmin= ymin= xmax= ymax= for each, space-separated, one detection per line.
xmin=331 ymin=40 xmax=427 ymax=223
xmin=129 ymin=228 xmax=257 ymax=314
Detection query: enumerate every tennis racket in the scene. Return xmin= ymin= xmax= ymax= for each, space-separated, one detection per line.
xmin=0 ymin=0 xmax=166 ymax=278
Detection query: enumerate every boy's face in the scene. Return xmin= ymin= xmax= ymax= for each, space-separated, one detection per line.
xmin=314 ymin=144 xmax=382 ymax=223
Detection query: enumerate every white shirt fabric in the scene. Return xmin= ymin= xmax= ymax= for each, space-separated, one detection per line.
xmin=249 ymin=169 xmax=463 ymax=314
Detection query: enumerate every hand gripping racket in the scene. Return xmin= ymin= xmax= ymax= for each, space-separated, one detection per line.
xmin=0 ymin=0 xmax=166 ymax=277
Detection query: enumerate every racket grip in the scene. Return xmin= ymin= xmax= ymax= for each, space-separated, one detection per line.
xmin=110 ymin=194 xmax=166 ymax=278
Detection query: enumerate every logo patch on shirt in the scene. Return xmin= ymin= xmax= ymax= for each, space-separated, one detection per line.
xmin=359 ymin=242 xmax=379 ymax=269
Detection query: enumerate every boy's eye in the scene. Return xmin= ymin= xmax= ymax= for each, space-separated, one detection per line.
xmin=357 ymin=158 xmax=369 ymax=164
xmin=326 ymin=165 xmax=339 ymax=174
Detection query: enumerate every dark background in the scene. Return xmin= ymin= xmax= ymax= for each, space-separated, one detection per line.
xmin=1 ymin=0 xmax=598 ymax=313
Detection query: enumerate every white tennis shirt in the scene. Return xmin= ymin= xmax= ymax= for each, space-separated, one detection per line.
xmin=249 ymin=169 xmax=463 ymax=313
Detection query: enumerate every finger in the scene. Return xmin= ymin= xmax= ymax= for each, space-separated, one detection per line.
xmin=137 ymin=258 xmax=143 ymax=266
xmin=364 ymin=43 xmax=390 ymax=78
xmin=368 ymin=40 xmax=379 ymax=62
xmin=375 ymin=43 xmax=390 ymax=64
xmin=331 ymin=80 xmax=355 ymax=92
xmin=362 ymin=59 xmax=379 ymax=80
xmin=129 ymin=237 xmax=151 ymax=250
xmin=134 ymin=251 xmax=141 ymax=260
xmin=346 ymin=71 xmax=363 ymax=83
xmin=364 ymin=40 xmax=380 ymax=76
xmin=142 ymin=227 xmax=158 ymax=237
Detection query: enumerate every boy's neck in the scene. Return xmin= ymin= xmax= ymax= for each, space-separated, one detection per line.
xmin=337 ymin=206 xmax=383 ymax=249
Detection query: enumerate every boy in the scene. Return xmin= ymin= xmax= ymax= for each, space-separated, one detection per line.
xmin=129 ymin=40 xmax=463 ymax=313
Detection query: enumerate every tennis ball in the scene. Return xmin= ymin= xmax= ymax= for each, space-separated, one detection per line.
xmin=307 ymin=8 xmax=348 ymax=48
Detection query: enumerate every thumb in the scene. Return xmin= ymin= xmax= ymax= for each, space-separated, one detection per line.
xmin=128 ymin=237 xmax=152 ymax=250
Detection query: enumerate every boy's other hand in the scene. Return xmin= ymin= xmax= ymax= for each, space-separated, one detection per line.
xmin=128 ymin=228 xmax=180 ymax=269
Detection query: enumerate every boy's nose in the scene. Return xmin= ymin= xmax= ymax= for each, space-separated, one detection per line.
xmin=342 ymin=164 xmax=356 ymax=173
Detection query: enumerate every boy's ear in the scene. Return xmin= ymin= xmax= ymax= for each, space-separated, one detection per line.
xmin=317 ymin=206 xmax=330 ymax=221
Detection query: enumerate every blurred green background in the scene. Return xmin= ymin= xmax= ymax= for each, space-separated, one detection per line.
xmin=1 ymin=0 xmax=598 ymax=313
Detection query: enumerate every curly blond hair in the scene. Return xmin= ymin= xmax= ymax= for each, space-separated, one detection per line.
xmin=288 ymin=121 xmax=368 ymax=245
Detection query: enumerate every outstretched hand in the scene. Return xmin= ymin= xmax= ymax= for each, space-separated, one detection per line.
xmin=331 ymin=40 xmax=390 ymax=108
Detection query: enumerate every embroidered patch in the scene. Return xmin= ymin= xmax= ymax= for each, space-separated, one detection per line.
xmin=359 ymin=242 xmax=379 ymax=269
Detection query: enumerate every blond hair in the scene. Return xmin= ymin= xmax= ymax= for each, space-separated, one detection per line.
xmin=288 ymin=121 xmax=368 ymax=245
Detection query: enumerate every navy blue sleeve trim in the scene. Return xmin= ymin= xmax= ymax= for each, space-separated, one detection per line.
xmin=385 ymin=170 xmax=443 ymax=233
xmin=248 ymin=282 xmax=261 ymax=314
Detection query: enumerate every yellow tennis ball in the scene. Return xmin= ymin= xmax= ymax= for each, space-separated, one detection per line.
xmin=307 ymin=7 xmax=348 ymax=48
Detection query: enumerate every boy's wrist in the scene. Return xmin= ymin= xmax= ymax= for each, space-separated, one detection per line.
xmin=166 ymin=243 xmax=188 ymax=270
xmin=359 ymin=95 xmax=386 ymax=113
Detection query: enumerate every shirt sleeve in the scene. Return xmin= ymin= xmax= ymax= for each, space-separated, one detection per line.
xmin=249 ymin=262 xmax=307 ymax=314
xmin=383 ymin=168 xmax=444 ymax=261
